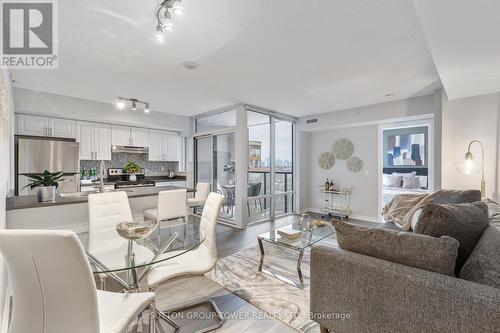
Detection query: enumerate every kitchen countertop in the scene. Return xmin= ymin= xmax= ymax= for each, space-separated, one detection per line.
xmin=147 ymin=175 xmax=187 ymax=182
xmin=79 ymin=175 xmax=186 ymax=187
xmin=6 ymin=185 xmax=194 ymax=211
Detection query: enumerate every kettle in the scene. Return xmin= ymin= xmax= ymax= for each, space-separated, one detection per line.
xmin=167 ymin=170 xmax=175 ymax=179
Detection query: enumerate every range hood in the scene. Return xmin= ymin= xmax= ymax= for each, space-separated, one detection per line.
xmin=112 ymin=145 xmax=149 ymax=154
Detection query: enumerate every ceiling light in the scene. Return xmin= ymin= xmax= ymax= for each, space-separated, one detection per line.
xmin=385 ymin=93 xmax=395 ymax=97
xmin=164 ymin=11 xmax=175 ymax=31
xmin=183 ymin=61 xmax=198 ymax=70
xmin=155 ymin=0 xmax=185 ymax=40
xmin=116 ymin=100 xmax=125 ymax=109
xmin=155 ymin=25 xmax=164 ymax=43
xmin=172 ymin=0 xmax=184 ymax=16
xmin=116 ymin=97 xmax=150 ymax=112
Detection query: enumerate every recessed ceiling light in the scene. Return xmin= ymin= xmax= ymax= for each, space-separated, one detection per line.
xmin=385 ymin=93 xmax=395 ymax=97
xmin=183 ymin=61 xmax=198 ymax=70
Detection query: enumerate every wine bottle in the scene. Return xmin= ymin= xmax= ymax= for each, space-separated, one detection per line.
xmin=325 ymin=178 xmax=330 ymax=191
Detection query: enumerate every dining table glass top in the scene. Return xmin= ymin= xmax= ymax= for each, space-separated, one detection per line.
xmin=84 ymin=220 xmax=205 ymax=275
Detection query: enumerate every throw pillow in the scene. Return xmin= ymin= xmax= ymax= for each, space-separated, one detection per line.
xmin=414 ymin=201 xmax=489 ymax=275
xmin=333 ymin=220 xmax=459 ymax=276
xmin=402 ymin=176 xmax=421 ymax=189
xmin=385 ymin=175 xmax=402 ymax=188
xmin=392 ymin=171 xmax=417 ymax=177
xmin=460 ymin=226 xmax=500 ymax=288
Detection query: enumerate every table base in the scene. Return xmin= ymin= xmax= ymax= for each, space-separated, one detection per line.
xmin=257 ymin=238 xmax=305 ymax=289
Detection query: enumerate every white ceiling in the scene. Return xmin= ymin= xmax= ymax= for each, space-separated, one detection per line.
xmin=412 ymin=0 xmax=500 ymax=100
xmin=12 ymin=0 xmax=442 ymax=117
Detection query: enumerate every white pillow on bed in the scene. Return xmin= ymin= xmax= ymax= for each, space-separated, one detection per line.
xmin=392 ymin=171 xmax=417 ymax=177
xmin=402 ymin=176 xmax=421 ymax=189
xmin=384 ymin=175 xmax=402 ymax=188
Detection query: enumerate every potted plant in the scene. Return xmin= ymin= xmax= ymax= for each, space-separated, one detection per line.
xmin=124 ymin=161 xmax=141 ymax=181
xmin=23 ymin=170 xmax=64 ymax=202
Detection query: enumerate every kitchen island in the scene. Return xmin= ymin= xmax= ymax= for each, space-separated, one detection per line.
xmin=6 ymin=186 xmax=194 ymax=234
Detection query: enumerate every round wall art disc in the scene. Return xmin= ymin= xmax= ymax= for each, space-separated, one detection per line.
xmin=318 ymin=152 xmax=335 ymax=169
xmin=332 ymin=138 xmax=354 ymax=160
xmin=346 ymin=156 xmax=363 ymax=173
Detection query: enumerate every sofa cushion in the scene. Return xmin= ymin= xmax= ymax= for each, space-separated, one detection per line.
xmin=433 ymin=189 xmax=481 ymax=204
xmin=333 ymin=220 xmax=459 ymax=276
xmin=414 ymin=201 xmax=489 ymax=275
xmin=460 ymin=226 xmax=500 ymax=288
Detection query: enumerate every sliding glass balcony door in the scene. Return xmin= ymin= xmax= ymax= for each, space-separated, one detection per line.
xmin=195 ymin=132 xmax=236 ymax=222
xmin=247 ymin=111 xmax=296 ymax=223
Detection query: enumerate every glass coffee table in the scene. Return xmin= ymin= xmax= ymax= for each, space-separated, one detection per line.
xmin=257 ymin=222 xmax=335 ymax=288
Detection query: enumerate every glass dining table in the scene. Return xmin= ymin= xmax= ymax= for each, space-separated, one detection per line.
xmin=80 ymin=220 xmax=206 ymax=329
xmin=84 ymin=222 xmax=205 ymax=290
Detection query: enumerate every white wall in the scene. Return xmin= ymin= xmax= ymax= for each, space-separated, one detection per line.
xmin=441 ymin=92 xmax=500 ymax=200
xmin=299 ymin=94 xmax=440 ymax=221
xmin=299 ymin=95 xmax=435 ymax=132
xmin=0 ymin=68 xmax=15 ymax=332
xmin=13 ymin=87 xmax=192 ymax=135
xmin=304 ymin=125 xmax=379 ymax=221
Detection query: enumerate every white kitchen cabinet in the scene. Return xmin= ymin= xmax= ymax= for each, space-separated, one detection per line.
xmin=131 ymin=127 xmax=149 ymax=147
xmin=148 ymin=129 xmax=182 ymax=162
xmin=165 ymin=133 xmax=182 ymax=162
xmin=17 ymin=114 xmax=48 ymax=136
xmin=17 ymin=114 xmax=75 ymax=138
xmin=49 ymin=118 xmax=76 ymax=138
xmin=94 ymin=123 xmax=112 ymax=160
xmin=76 ymin=121 xmax=111 ymax=160
xmin=76 ymin=121 xmax=94 ymax=160
xmin=112 ymin=125 xmax=132 ymax=146
xmin=112 ymin=125 xmax=149 ymax=147
xmin=148 ymin=129 xmax=166 ymax=161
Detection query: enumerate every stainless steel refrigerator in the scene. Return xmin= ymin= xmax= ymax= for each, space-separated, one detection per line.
xmin=16 ymin=138 xmax=80 ymax=196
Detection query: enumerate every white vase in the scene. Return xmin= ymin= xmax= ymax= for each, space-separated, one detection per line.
xmin=129 ymin=174 xmax=137 ymax=182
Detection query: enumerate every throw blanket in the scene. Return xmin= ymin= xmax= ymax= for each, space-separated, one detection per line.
xmin=383 ymin=192 xmax=437 ymax=230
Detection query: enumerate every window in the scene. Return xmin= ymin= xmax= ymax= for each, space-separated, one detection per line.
xmin=195 ymin=109 xmax=236 ymax=133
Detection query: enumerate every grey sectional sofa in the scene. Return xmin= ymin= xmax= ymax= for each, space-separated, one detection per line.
xmin=310 ymin=191 xmax=500 ymax=333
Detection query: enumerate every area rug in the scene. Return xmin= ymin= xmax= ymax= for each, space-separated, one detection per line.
xmin=207 ymin=236 xmax=338 ymax=333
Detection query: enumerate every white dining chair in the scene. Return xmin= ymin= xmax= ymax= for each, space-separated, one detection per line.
xmin=188 ymin=182 xmax=211 ymax=214
xmin=143 ymin=189 xmax=188 ymax=240
xmin=88 ymin=191 xmax=154 ymax=287
xmin=147 ymin=192 xmax=225 ymax=331
xmin=0 ymin=229 xmax=156 ymax=333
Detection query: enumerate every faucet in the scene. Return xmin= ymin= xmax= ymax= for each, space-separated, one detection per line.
xmin=99 ymin=160 xmax=105 ymax=193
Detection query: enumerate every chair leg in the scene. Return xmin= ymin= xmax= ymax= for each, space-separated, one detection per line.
xmin=99 ymin=276 xmax=106 ymax=290
xmin=149 ymin=302 xmax=156 ymax=333
xmin=162 ymin=298 xmax=224 ymax=333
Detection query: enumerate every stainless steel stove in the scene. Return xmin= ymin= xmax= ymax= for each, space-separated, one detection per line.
xmin=108 ymin=168 xmax=155 ymax=188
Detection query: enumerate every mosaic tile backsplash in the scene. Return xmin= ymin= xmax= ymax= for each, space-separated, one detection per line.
xmin=80 ymin=152 xmax=179 ymax=176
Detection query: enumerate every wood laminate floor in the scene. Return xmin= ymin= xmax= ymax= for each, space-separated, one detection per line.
xmin=124 ymin=213 xmax=375 ymax=333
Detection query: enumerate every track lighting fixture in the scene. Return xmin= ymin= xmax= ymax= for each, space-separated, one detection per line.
xmin=116 ymin=98 xmax=150 ymax=113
